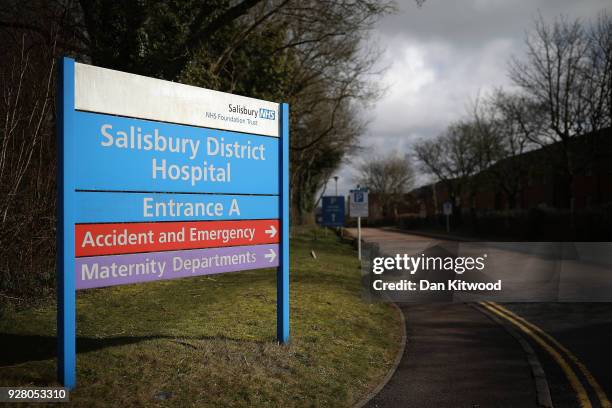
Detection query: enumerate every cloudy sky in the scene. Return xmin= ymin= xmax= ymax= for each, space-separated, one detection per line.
xmin=328 ymin=0 xmax=612 ymax=197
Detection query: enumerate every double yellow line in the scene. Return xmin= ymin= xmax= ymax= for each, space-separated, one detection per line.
xmin=480 ymin=301 xmax=610 ymax=408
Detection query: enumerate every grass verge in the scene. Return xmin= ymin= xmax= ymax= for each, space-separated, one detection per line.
xmin=0 ymin=226 xmax=402 ymax=407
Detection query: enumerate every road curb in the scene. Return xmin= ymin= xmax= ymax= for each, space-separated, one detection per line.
xmin=382 ymin=227 xmax=478 ymax=242
xmin=470 ymin=303 xmax=554 ymax=408
xmin=352 ymin=302 xmax=407 ymax=408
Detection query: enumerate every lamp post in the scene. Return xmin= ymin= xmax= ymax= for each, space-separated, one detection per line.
xmin=333 ymin=176 xmax=339 ymax=196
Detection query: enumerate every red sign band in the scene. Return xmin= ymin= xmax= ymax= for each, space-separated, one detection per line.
xmin=75 ymin=219 xmax=279 ymax=257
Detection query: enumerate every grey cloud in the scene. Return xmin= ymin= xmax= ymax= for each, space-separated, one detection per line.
xmin=380 ymin=0 xmax=611 ymax=50
xmin=330 ymin=0 xmax=611 ymax=197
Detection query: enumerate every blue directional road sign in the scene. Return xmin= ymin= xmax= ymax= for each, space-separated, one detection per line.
xmin=322 ymin=196 xmax=345 ymax=227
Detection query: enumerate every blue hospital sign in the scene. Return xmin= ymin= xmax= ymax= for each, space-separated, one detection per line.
xmin=57 ymin=58 xmax=290 ymax=388
xmin=321 ymin=196 xmax=345 ymax=227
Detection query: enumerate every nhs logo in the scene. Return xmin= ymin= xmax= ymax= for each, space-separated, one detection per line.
xmin=259 ymin=108 xmax=276 ymax=120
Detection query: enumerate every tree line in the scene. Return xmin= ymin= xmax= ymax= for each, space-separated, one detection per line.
xmin=414 ymin=12 xmax=612 ymax=213
xmin=0 ymin=0 xmax=395 ymax=297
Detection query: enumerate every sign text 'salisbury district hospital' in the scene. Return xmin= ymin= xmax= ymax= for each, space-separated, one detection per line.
xmin=57 ymin=57 xmax=290 ymax=388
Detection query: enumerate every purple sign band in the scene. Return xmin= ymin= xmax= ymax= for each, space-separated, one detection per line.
xmin=75 ymin=244 xmax=279 ymax=290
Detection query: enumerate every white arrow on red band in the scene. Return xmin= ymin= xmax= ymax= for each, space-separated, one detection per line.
xmin=265 ymin=225 xmax=277 ymax=238
xmin=264 ymin=249 xmax=277 ymax=263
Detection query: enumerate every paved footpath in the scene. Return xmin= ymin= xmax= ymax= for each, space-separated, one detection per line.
xmin=366 ymin=302 xmax=538 ymax=407
xmin=346 ymin=228 xmax=539 ymax=407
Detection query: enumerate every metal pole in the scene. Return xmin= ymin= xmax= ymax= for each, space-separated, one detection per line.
xmin=57 ymin=57 xmax=76 ymax=389
xmin=333 ymin=177 xmax=339 ymax=233
xmin=358 ymin=216 xmax=362 ymax=260
xmin=277 ymin=103 xmax=290 ymax=344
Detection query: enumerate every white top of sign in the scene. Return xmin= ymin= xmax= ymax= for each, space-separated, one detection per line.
xmin=74 ymin=62 xmax=280 ymax=137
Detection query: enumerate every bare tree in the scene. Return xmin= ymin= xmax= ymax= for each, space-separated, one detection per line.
xmin=413 ymin=121 xmax=479 ymax=211
xmin=509 ymin=14 xmax=590 ymax=140
xmin=582 ymin=11 xmax=612 ymax=132
xmin=467 ymin=95 xmax=505 ymax=205
xmin=355 ymin=154 xmax=414 ymax=195
xmin=509 ymin=14 xmax=592 ymax=207
xmin=355 ymin=153 xmax=414 ymax=219
xmin=479 ymin=90 xmax=544 ymax=209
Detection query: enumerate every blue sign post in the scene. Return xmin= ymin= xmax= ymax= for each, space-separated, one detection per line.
xmin=321 ymin=196 xmax=345 ymax=227
xmin=278 ymin=104 xmax=290 ymax=343
xmin=57 ymin=57 xmax=290 ymax=388
xmin=57 ymin=57 xmax=76 ymax=390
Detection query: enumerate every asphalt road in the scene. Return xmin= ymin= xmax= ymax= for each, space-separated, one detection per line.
xmin=348 ymin=227 xmax=612 ymax=408
xmin=503 ymin=302 xmax=612 ymax=408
